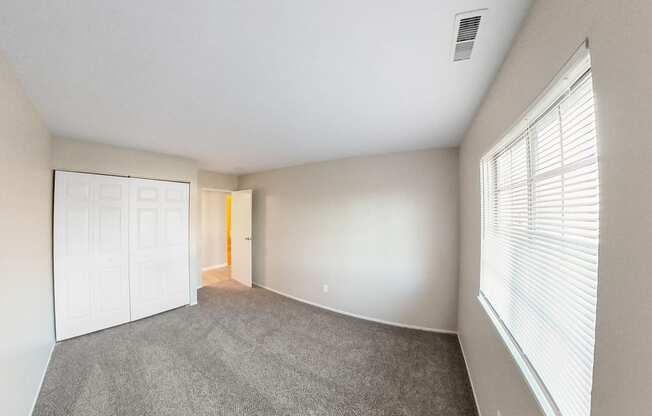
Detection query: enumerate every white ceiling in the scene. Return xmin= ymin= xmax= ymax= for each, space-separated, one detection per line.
xmin=0 ymin=0 xmax=531 ymax=174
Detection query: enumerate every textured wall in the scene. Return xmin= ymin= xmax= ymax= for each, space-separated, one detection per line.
xmin=239 ymin=148 xmax=459 ymax=331
xmin=0 ymin=54 xmax=54 ymax=415
xmin=457 ymin=0 xmax=652 ymax=415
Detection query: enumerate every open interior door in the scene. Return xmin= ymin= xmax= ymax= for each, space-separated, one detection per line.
xmin=231 ymin=189 xmax=252 ymax=287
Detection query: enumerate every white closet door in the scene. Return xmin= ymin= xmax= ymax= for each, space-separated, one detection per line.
xmin=54 ymin=171 xmax=131 ymax=341
xmin=129 ymin=178 xmax=190 ymax=320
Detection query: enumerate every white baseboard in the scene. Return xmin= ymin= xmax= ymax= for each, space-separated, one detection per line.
xmin=253 ymin=282 xmax=457 ymax=335
xmin=459 ymin=337 xmax=482 ymax=416
xmin=231 ymin=275 xmax=252 ymax=288
xmin=30 ymin=342 xmax=56 ymax=416
xmin=202 ymin=263 xmax=227 ymax=272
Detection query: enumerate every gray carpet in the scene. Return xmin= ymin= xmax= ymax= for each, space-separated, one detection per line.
xmin=34 ymin=280 xmax=478 ymax=415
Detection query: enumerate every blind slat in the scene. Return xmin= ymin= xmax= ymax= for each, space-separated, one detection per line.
xmin=480 ymin=66 xmax=598 ymax=416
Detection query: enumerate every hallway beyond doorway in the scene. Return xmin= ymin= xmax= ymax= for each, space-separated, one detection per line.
xmin=202 ymin=266 xmax=231 ymax=287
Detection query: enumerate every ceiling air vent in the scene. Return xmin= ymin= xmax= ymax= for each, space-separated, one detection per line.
xmin=452 ymin=10 xmax=487 ymax=62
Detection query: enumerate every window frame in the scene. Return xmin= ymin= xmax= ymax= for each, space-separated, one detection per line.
xmin=478 ymin=41 xmax=598 ymax=416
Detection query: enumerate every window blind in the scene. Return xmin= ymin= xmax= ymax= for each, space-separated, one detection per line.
xmin=480 ymin=48 xmax=599 ymax=416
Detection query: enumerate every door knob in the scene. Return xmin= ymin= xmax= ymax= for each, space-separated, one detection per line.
xmin=245 ymin=237 xmax=252 ymax=241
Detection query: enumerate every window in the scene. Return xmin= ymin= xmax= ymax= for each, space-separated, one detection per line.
xmin=479 ymin=43 xmax=599 ymax=416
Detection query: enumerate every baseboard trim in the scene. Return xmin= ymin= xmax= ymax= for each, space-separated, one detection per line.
xmin=202 ymin=263 xmax=228 ymax=272
xmin=459 ymin=337 xmax=482 ymax=416
xmin=253 ymin=283 xmax=457 ymax=335
xmin=232 ymin=275 xmax=252 ymax=288
xmin=30 ymin=342 xmax=56 ymax=416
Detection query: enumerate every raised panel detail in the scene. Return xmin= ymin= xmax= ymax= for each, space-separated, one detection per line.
xmin=99 ymin=183 xmax=122 ymax=201
xmin=96 ymin=266 xmax=124 ymax=313
xmin=135 ymin=260 xmax=161 ymax=301
xmin=98 ymin=207 xmax=122 ymax=253
xmin=167 ymin=253 xmax=189 ymax=295
xmin=66 ymin=207 xmax=90 ymax=255
xmin=137 ymin=187 xmax=159 ymax=201
xmin=137 ymin=208 xmax=158 ymax=248
xmin=66 ymin=269 xmax=92 ymax=319
xmin=165 ymin=188 xmax=183 ymax=202
xmin=66 ymin=182 xmax=91 ymax=201
xmin=164 ymin=209 xmax=184 ymax=245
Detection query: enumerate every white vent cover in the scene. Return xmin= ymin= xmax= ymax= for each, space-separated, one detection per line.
xmin=452 ymin=9 xmax=487 ymax=62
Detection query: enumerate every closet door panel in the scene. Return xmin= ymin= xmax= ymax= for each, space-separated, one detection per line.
xmin=64 ymin=268 xmax=93 ymax=320
xmin=92 ymin=175 xmax=131 ymax=331
xmin=129 ymin=180 xmax=163 ymax=320
xmin=95 ymin=266 xmax=125 ymax=312
xmin=54 ymin=172 xmax=94 ymax=340
xmin=54 ymin=172 xmax=130 ymax=341
xmin=163 ymin=247 xmax=190 ymax=308
xmin=162 ymin=183 xmax=190 ymax=310
xmin=129 ymin=179 xmax=189 ymax=320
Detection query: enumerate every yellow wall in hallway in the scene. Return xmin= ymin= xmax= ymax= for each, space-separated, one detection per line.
xmin=226 ymin=194 xmax=232 ymax=266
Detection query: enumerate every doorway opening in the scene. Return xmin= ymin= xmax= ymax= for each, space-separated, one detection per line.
xmin=201 ymin=189 xmax=231 ymax=286
xmin=201 ymin=189 xmax=253 ymax=288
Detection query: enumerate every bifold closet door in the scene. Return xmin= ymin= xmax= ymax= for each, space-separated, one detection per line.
xmin=129 ymin=178 xmax=190 ymax=320
xmin=54 ymin=171 xmax=131 ymax=341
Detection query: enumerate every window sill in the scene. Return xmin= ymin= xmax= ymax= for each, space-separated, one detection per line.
xmin=477 ymin=294 xmax=560 ymax=416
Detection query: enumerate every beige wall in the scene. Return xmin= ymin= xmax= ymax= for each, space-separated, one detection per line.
xmin=0 ymin=55 xmax=54 ymax=415
xmin=52 ymin=136 xmax=204 ymax=304
xmin=239 ymin=148 xmax=459 ymax=331
xmin=201 ymin=190 xmax=228 ymax=269
xmin=198 ymin=169 xmax=238 ymax=191
xmin=458 ymin=1 xmax=652 ymax=415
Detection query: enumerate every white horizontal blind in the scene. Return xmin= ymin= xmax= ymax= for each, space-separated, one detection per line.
xmin=480 ymin=51 xmax=599 ymax=416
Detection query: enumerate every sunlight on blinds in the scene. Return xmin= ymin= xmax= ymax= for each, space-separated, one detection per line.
xmin=479 ymin=45 xmax=598 ymax=416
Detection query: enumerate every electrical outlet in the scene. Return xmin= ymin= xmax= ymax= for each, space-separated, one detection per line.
xmin=323 ymin=284 xmax=329 ymax=293
xmin=497 ymin=410 xmax=502 ymax=416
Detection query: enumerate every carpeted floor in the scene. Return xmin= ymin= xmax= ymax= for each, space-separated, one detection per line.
xmin=34 ymin=280 xmax=478 ymax=415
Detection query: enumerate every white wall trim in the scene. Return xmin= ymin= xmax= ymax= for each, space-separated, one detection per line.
xmin=202 ymin=263 xmax=228 ymax=272
xmin=30 ymin=342 xmax=56 ymax=416
xmin=459 ymin=337 xmax=483 ymax=416
xmin=254 ymin=282 xmax=457 ymax=335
